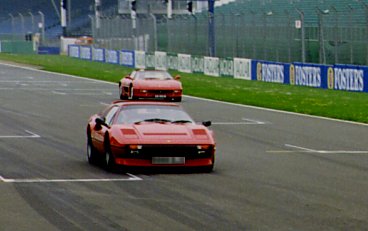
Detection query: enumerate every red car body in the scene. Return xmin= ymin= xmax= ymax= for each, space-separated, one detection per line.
xmin=86 ymin=101 xmax=215 ymax=172
xmin=118 ymin=70 xmax=182 ymax=102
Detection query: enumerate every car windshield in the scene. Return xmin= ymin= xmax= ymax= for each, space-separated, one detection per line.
xmin=115 ymin=105 xmax=195 ymax=125
xmin=135 ymin=71 xmax=173 ymax=80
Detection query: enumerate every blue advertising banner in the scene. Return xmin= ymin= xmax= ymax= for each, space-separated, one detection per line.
xmin=92 ymin=48 xmax=105 ymax=62
xmin=105 ymin=50 xmax=119 ymax=64
xmin=252 ymin=60 xmax=290 ymax=84
xmin=68 ymin=45 xmax=80 ymax=58
xmin=329 ymin=64 xmax=367 ymax=92
xmin=38 ymin=46 xmax=60 ymax=55
xmin=290 ymin=63 xmax=330 ymax=89
xmin=119 ymin=50 xmax=135 ymax=67
xmin=66 ymin=47 xmax=368 ymax=93
xmin=80 ymin=46 xmax=92 ymax=60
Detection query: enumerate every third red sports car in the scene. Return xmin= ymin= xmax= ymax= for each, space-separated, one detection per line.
xmin=118 ymin=69 xmax=182 ymax=102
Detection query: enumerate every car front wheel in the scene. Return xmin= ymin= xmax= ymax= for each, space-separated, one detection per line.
xmin=104 ymin=145 xmax=117 ymax=172
xmin=129 ymin=86 xmax=134 ymax=100
xmin=173 ymin=97 xmax=182 ymax=102
xmin=119 ymin=85 xmax=128 ymax=100
xmin=87 ymin=137 xmax=98 ymax=165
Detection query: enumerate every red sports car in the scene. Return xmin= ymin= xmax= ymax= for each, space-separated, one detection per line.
xmin=86 ymin=101 xmax=215 ymax=172
xmin=118 ymin=69 xmax=182 ymax=102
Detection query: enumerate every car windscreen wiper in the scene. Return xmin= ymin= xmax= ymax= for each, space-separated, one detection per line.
xmin=134 ymin=118 xmax=172 ymax=124
xmin=171 ymin=120 xmax=193 ymax=124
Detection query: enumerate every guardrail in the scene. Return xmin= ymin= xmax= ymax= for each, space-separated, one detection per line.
xmin=68 ymin=45 xmax=368 ymax=93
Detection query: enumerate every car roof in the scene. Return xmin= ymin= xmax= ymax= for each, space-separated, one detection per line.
xmin=111 ymin=100 xmax=180 ymax=108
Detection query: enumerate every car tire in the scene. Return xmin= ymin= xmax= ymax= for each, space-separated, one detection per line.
xmin=87 ymin=137 xmax=98 ymax=165
xmin=119 ymin=85 xmax=123 ymax=99
xmin=202 ymin=156 xmax=215 ymax=173
xmin=119 ymin=85 xmax=128 ymax=100
xmin=173 ymin=97 xmax=182 ymax=102
xmin=202 ymin=164 xmax=214 ymax=173
xmin=104 ymin=142 xmax=117 ymax=172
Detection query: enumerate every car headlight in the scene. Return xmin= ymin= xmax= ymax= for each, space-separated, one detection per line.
xmin=197 ymin=145 xmax=211 ymax=154
xmin=129 ymin=144 xmax=142 ymax=154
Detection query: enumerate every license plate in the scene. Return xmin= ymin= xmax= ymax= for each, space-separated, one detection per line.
xmin=152 ymin=157 xmax=185 ymax=164
xmin=155 ymin=94 xmax=166 ymax=98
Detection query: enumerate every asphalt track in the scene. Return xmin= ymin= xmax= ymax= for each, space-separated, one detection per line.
xmin=0 ymin=62 xmax=368 ymax=231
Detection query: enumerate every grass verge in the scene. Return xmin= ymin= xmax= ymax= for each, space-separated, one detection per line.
xmin=0 ymin=53 xmax=367 ymax=124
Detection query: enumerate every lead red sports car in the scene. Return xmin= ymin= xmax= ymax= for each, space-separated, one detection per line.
xmin=86 ymin=101 xmax=215 ymax=172
xmin=118 ymin=69 xmax=182 ymax=102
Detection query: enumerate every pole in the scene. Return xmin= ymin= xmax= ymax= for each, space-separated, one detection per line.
xmin=68 ymin=0 xmax=72 ymax=27
xmin=150 ymin=13 xmax=157 ymax=51
xmin=208 ymin=0 xmax=215 ymax=57
xmin=9 ymin=13 xmax=14 ymax=39
xmin=29 ymin=12 xmax=35 ymax=33
xmin=18 ymin=13 xmax=25 ymax=37
xmin=88 ymin=15 xmax=95 ymax=40
xmin=38 ymin=11 xmax=45 ymax=44
xmin=167 ymin=0 xmax=172 ymax=19
xmin=61 ymin=0 xmax=67 ymax=36
xmin=296 ymin=8 xmax=305 ymax=63
xmin=331 ymin=6 xmax=338 ymax=64
xmin=316 ymin=8 xmax=328 ymax=64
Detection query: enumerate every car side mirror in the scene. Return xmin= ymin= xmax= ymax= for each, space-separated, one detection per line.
xmin=202 ymin=121 xmax=212 ymax=127
xmin=95 ymin=117 xmax=109 ymax=128
xmin=174 ymin=75 xmax=181 ymax=80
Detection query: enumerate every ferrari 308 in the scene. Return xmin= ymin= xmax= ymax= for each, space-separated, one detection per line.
xmin=86 ymin=101 xmax=215 ymax=172
xmin=118 ymin=69 xmax=182 ymax=102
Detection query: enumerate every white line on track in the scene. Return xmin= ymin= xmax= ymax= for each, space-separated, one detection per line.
xmin=0 ymin=130 xmax=40 ymax=139
xmin=0 ymin=173 xmax=142 ymax=183
xmin=212 ymin=118 xmax=269 ymax=125
xmin=285 ymin=144 xmax=317 ymax=152
xmin=0 ymin=175 xmax=7 ymax=182
xmin=52 ymin=91 xmax=67 ymax=95
xmin=267 ymin=144 xmax=368 ymax=154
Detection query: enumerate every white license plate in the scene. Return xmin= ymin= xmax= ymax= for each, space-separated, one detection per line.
xmin=155 ymin=94 xmax=166 ymax=98
xmin=152 ymin=157 xmax=185 ymax=164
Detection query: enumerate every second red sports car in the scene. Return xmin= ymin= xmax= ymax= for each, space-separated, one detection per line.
xmin=118 ymin=69 xmax=182 ymax=102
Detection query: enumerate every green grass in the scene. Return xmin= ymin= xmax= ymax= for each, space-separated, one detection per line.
xmin=1 ymin=53 xmax=368 ymax=124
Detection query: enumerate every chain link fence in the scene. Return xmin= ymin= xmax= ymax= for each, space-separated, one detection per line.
xmin=0 ymin=11 xmax=60 ymax=49
xmin=90 ymin=1 xmax=368 ymax=66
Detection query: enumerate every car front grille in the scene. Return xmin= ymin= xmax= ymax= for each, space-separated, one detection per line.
xmin=127 ymin=145 xmax=213 ymax=159
xmin=147 ymin=90 xmax=174 ymax=94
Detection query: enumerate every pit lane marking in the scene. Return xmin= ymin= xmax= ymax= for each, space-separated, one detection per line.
xmin=267 ymin=144 xmax=368 ymax=154
xmin=0 ymin=173 xmax=142 ymax=183
xmin=0 ymin=130 xmax=40 ymax=139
